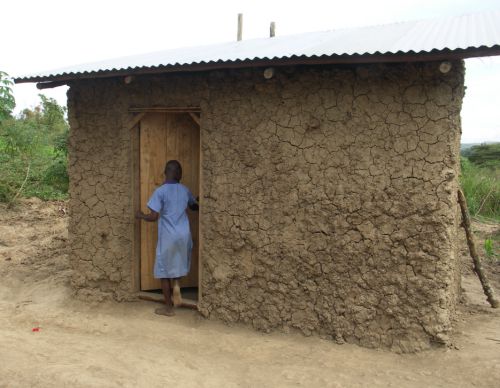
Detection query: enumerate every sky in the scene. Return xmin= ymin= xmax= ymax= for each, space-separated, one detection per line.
xmin=1 ymin=0 xmax=500 ymax=143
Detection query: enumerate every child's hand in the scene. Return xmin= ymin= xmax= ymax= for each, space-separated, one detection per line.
xmin=136 ymin=209 xmax=159 ymax=222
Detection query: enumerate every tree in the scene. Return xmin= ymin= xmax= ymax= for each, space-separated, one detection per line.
xmin=0 ymin=71 xmax=15 ymax=122
xmin=39 ymin=94 xmax=68 ymax=137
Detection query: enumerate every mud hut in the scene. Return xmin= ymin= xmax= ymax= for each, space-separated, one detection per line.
xmin=14 ymin=12 xmax=500 ymax=351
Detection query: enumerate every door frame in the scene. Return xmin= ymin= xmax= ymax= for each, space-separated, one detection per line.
xmin=129 ymin=106 xmax=202 ymax=306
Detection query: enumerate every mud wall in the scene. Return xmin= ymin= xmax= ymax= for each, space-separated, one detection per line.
xmin=67 ymin=73 xmax=208 ymax=300
xmin=67 ymin=61 xmax=465 ymax=351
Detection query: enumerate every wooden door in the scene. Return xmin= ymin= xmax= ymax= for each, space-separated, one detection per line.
xmin=139 ymin=112 xmax=200 ymax=291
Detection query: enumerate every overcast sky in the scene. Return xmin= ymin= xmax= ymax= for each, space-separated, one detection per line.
xmin=2 ymin=0 xmax=499 ymax=143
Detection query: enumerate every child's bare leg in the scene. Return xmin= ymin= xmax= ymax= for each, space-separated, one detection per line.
xmin=155 ymin=278 xmax=175 ymax=316
xmin=172 ymin=278 xmax=183 ymax=306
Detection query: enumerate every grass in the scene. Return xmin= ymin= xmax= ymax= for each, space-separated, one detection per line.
xmin=483 ymin=230 xmax=500 ymax=262
xmin=460 ymin=157 xmax=500 ymax=222
xmin=460 ymin=149 xmax=500 ymax=261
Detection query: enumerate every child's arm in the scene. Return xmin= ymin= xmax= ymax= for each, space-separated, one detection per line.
xmin=140 ymin=187 xmax=162 ymax=221
xmin=136 ymin=209 xmax=159 ymax=222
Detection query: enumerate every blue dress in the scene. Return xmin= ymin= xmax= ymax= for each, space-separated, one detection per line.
xmin=147 ymin=182 xmax=196 ymax=279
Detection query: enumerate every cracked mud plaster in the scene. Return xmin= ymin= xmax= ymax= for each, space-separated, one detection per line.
xmin=67 ymin=61 xmax=465 ymax=352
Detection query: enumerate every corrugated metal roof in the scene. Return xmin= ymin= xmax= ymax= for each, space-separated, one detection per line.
xmin=15 ymin=10 xmax=500 ymax=83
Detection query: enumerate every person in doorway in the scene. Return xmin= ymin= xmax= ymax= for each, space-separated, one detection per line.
xmin=136 ymin=160 xmax=199 ymax=317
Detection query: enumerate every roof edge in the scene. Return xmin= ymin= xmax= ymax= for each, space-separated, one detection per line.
xmin=14 ymin=45 xmax=500 ymax=85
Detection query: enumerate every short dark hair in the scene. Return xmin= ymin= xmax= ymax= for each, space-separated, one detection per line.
xmin=164 ymin=160 xmax=182 ymax=181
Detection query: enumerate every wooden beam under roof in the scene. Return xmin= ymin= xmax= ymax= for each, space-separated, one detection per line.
xmin=128 ymin=106 xmax=201 ymax=113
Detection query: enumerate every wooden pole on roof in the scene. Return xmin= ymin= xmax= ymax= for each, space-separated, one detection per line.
xmin=237 ymin=13 xmax=243 ymax=41
xmin=270 ymin=22 xmax=276 ymax=37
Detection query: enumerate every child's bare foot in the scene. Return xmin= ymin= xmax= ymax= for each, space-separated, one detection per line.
xmin=155 ymin=306 xmax=175 ymax=316
xmin=172 ymin=280 xmax=182 ymax=307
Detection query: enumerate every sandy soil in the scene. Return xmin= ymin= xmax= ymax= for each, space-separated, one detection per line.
xmin=0 ymin=199 xmax=499 ymax=388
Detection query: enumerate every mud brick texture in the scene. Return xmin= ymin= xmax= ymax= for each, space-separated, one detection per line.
xmin=67 ymin=61 xmax=465 ymax=352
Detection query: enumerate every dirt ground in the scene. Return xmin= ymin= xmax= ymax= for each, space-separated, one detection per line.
xmin=0 ymin=199 xmax=499 ymax=388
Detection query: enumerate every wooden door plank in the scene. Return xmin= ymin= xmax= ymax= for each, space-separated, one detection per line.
xmin=177 ymin=113 xmax=200 ymax=288
xmin=165 ymin=113 xmax=200 ymax=288
xmin=140 ymin=113 xmax=166 ymax=290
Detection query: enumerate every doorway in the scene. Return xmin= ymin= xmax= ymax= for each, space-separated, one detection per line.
xmin=138 ymin=111 xmax=200 ymax=302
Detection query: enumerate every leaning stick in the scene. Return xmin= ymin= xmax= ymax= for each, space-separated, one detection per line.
xmin=458 ymin=189 xmax=499 ymax=308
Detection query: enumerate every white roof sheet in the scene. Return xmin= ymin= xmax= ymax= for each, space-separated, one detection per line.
xmin=15 ymin=10 xmax=500 ymax=82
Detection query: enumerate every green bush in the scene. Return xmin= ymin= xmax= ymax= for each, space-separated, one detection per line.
xmin=42 ymin=156 xmax=69 ymax=193
xmin=0 ymin=163 xmax=15 ymax=201
xmin=0 ymin=89 xmax=69 ymax=203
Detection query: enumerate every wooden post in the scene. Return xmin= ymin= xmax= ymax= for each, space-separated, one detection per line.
xmin=188 ymin=112 xmax=201 ymax=126
xmin=270 ymin=21 xmax=276 ymax=37
xmin=237 ymin=13 xmax=243 ymax=41
xmin=458 ymin=189 xmax=499 ymax=308
xmin=126 ymin=112 xmax=146 ymax=131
